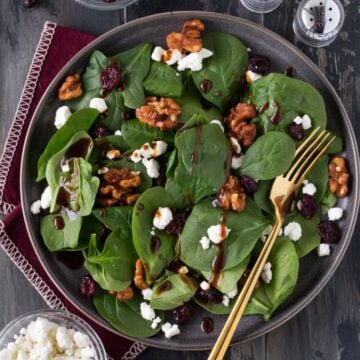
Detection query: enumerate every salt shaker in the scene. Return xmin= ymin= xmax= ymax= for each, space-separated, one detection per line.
xmin=239 ymin=0 xmax=284 ymax=13
xmin=293 ymin=0 xmax=345 ymax=47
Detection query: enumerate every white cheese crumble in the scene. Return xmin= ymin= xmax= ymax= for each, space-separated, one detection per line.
xmin=200 ymin=281 xmax=210 ymax=291
xmin=293 ymin=114 xmax=312 ymax=130
xmin=61 ymin=162 xmax=70 ymax=173
xmin=245 ymin=70 xmax=262 ymax=84
xmin=40 ymin=186 xmax=52 ymax=209
xmin=114 ymin=129 xmax=122 ymax=136
xmin=164 ymin=49 xmax=183 ymax=65
xmin=140 ymin=143 xmax=153 ymax=159
xmin=227 ymin=286 xmax=238 ymax=299
xmin=151 ymin=316 xmax=162 ymax=330
xmin=153 ymin=207 xmax=173 ymax=230
xmin=89 ymin=97 xmax=108 ymax=113
xmin=230 ymin=137 xmax=241 ymax=154
xmin=151 ymin=46 xmax=166 ymax=62
xmin=231 ymin=155 xmax=243 ymax=170
xmin=207 ymin=224 xmax=230 ymax=244
xmin=199 ymin=236 xmax=211 ymax=250
xmin=261 ymin=262 xmax=273 ymax=284
xmin=140 ymin=302 xmax=156 ymax=321
xmin=142 ymin=158 xmax=160 ymax=178
xmin=261 ymin=224 xmax=274 ymax=243
xmin=0 ymin=317 xmax=96 ymax=359
xmin=161 ymin=322 xmax=180 ymax=339
xmin=152 ymin=140 xmax=168 ymax=157
xmin=177 ymin=48 xmax=213 ymax=72
xmin=302 ymin=180 xmax=317 ymax=195
xmin=284 ymin=221 xmax=302 ymax=241
xmin=54 ymin=106 xmax=72 ymax=129
xmin=222 ymin=295 xmax=230 ymax=307
xmin=328 ymin=207 xmax=344 ymax=221
xmin=317 ymin=243 xmax=331 ymax=257
xmin=210 ymin=119 xmax=224 ymax=132
xmin=30 ymin=200 xmax=41 ymax=215
xmin=130 ymin=150 xmax=142 ymax=163
xmin=142 ymin=288 xmax=153 ymax=301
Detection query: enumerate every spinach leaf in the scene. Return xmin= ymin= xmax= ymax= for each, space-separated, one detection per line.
xmin=150 ymin=274 xmax=198 ymax=310
xmin=78 ymin=214 xmax=104 ymax=250
xmin=121 ymin=119 xmax=175 ymax=149
xmin=253 ymin=180 xmax=274 ymax=215
xmin=194 ymin=296 xmax=235 ymax=315
xmin=93 ymin=290 xmax=164 ymax=337
xmin=240 ymin=132 xmax=296 ymax=180
xmin=192 ymin=32 xmax=248 ymax=111
xmin=93 ymin=206 xmax=133 ymax=231
xmin=283 ymin=211 xmax=321 ymax=258
xmin=40 ymin=213 xmax=82 ymax=251
xmin=99 ymin=91 xmax=127 ymax=132
xmin=306 ymin=155 xmax=329 ymax=202
xmin=202 ymin=256 xmax=249 ymax=294
xmin=37 ymin=109 xmax=99 ymax=181
xmin=180 ymin=199 xmax=269 ymax=273
xmin=132 ymin=187 xmax=177 ymax=283
xmin=245 ymin=237 xmax=299 ymax=320
xmin=164 ymin=177 xmax=190 ymax=209
xmin=112 ymin=43 xmax=152 ymax=109
xmin=143 ymin=61 xmax=182 ymax=98
xmin=172 ymin=123 xmax=231 ymax=204
xmin=320 ymin=189 xmax=337 ymax=214
xmin=248 ymin=73 xmax=327 ymax=133
xmin=326 ymin=132 xmax=343 ymax=154
xmin=179 ymin=102 xmax=222 ymax=125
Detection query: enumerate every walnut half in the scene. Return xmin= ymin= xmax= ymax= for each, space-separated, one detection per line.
xmin=58 ymin=74 xmax=83 ymax=101
xmin=328 ymin=156 xmax=350 ymax=198
xmin=216 ymin=175 xmax=246 ymax=212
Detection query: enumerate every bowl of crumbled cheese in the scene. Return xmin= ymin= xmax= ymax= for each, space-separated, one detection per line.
xmin=0 ymin=309 xmax=107 ymax=359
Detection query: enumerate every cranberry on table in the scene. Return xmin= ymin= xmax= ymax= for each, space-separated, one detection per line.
xmin=317 ymin=220 xmax=341 ymax=244
xmin=80 ymin=275 xmax=97 ymax=298
xmin=170 ymin=303 xmax=193 ymax=325
xmin=288 ymin=123 xmax=304 ymax=140
xmin=298 ymin=194 xmax=317 ymax=220
xmin=240 ymin=175 xmax=258 ymax=194
xmin=20 ymin=0 xmax=37 ymax=7
xmin=249 ymin=55 xmax=271 ymax=75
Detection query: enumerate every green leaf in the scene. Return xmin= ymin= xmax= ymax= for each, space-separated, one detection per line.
xmin=40 ymin=213 xmax=82 ymax=251
xmin=99 ymin=91 xmax=127 ymax=132
xmin=150 ymin=274 xmax=198 ymax=310
xmin=93 ymin=206 xmax=133 ymax=231
xmin=326 ymin=132 xmax=343 ymax=154
xmin=121 ymin=119 xmax=175 ymax=149
xmin=144 ymin=61 xmax=182 ymax=98
xmin=93 ymin=290 xmax=164 ymax=337
xmin=194 ymin=296 xmax=235 ymax=315
xmin=132 ymin=187 xmax=177 ymax=283
xmin=240 ymin=132 xmax=296 ymax=180
xmin=253 ymin=180 xmax=274 ymax=215
xmin=179 ymin=102 xmax=222 ymax=125
xmin=37 ymin=109 xmax=99 ymax=181
xmin=78 ymin=215 xmax=104 ymax=250
xmin=320 ymin=189 xmax=338 ymax=214
xmin=306 ymin=155 xmax=329 ymax=202
xmin=192 ymin=32 xmax=248 ymax=111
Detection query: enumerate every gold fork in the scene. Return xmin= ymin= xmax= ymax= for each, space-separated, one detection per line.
xmin=208 ymin=127 xmax=335 ymax=360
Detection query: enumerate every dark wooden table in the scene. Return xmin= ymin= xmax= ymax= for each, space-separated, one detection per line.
xmin=0 ymin=1 xmax=359 ymax=359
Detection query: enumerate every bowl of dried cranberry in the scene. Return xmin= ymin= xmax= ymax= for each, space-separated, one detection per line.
xmin=73 ymin=0 xmax=138 ymax=11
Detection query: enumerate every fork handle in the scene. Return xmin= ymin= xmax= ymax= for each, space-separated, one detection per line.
xmin=208 ymin=219 xmax=284 ymax=360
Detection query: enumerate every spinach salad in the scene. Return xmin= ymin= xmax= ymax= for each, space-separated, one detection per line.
xmin=32 ymin=19 xmax=349 ymax=339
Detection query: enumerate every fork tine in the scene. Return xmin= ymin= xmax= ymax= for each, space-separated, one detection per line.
xmin=294 ymin=127 xmax=321 ymax=157
xmin=286 ymin=129 xmax=327 ymax=180
xmin=293 ymin=135 xmax=336 ymax=185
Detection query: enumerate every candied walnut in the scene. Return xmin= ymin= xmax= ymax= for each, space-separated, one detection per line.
xmin=217 ymin=175 xmax=246 ymax=212
xmin=134 ymin=258 xmax=148 ymax=290
xmin=58 ymin=74 xmax=83 ymax=101
xmin=328 ymin=156 xmax=350 ymax=198
xmin=116 ymin=287 xmax=134 ymax=302
xmin=166 ymin=32 xmax=184 ymax=52
xmin=97 ymin=168 xmax=141 ymax=207
xmin=225 ymin=102 xmax=257 ymax=148
xmin=136 ymin=97 xmax=181 ymax=130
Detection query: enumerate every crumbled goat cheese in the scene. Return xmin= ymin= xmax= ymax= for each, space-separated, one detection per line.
xmin=302 ymin=180 xmax=317 ymax=195
xmin=222 ymin=295 xmax=230 ymax=307
xmin=142 ymin=158 xmax=160 ymax=178
xmin=207 ymin=224 xmax=230 ymax=244
xmin=261 ymin=224 xmax=274 ymax=242
xmin=227 ymin=286 xmax=238 ymax=299
xmin=151 ymin=46 xmax=166 ymax=62
xmin=61 ymin=162 xmax=70 ymax=172
xmin=200 ymin=281 xmax=210 ymax=291
xmin=114 ymin=129 xmax=122 ymax=136
xmin=177 ymin=48 xmax=213 ymax=72
xmin=56 ymin=326 xmax=75 ymax=351
xmin=245 ymin=70 xmax=262 ymax=83
xmin=210 ymin=119 xmax=224 ymax=132
xmin=165 ymin=49 xmax=183 ymax=65
xmin=40 ymin=186 xmax=52 ymax=209
xmin=151 ymin=317 xmax=162 ymax=330
xmin=30 ymin=200 xmax=41 ymax=215
xmin=140 ymin=302 xmax=156 ymax=321
xmin=284 ymin=221 xmax=302 ymax=241
xmin=152 ymin=140 xmax=168 ymax=157
xmin=317 ymin=243 xmax=331 ymax=257
xmin=261 ymin=262 xmax=273 ymax=284
xmin=150 ymin=229 xmax=156 ymax=236
xmin=98 ymin=167 xmax=109 ymax=175
xmin=142 ymin=288 xmax=153 ymax=301
xmin=328 ymin=207 xmax=344 ymax=221
xmin=293 ymin=114 xmax=312 ymax=130
xmin=231 ymin=155 xmax=243 ymax=170
xmin=140 ymin=143 xmax=153 ymax=159
xmin=89 ymin=97 xmax=108 ymax=113
xmin=293 ymin=116 xmax=303 ymax=125
xmin=73 ymin=331 xmax=91 ymax=349
xmin=54 ymin=106 xmax=72 ymax=129
xmin=230 ymin=137 xmax=241 ymax=154
xmin=153 ymin=207 xmax=173 ymax=230
xmin=199 ymin=236 xmax=211 ymax=250
xmin=130 ymin=150 xmax=142 ymax=163
xmin=161 ymin=323 xmax=181 ymax=339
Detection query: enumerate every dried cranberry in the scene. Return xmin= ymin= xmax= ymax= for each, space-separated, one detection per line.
xmin=90 ymin=126 xmax=110 ymax=138
xmin=317 ymin=220 xmax=341 ymax=244
xmin=20 ymin=0 xmax=37 ymax=7
xmin=240 ymin=175 xmax=258 ymax=194
xmin=80 ymin=276 xmax=97 ymax=298
xmin=170 ymin=303 xmax=193 ymax=325
xmin=153 ymin=168 xmax=167 ymax=187
xmin=249 ymin=55 xmax=271 ymax=74
xmin=100 ymin=61 xmax=122 ymax=95
xmin=288 ymin=123 xmax=304 ymax=140
xmin=298 ymin=194 xmax=317 ymax=219
xmin=197 ymin=287 xmax=223 ymax=304
xmin=165 ymin=209 xmax=190 ymax=236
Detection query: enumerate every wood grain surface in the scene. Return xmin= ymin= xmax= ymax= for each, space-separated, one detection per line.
xmin=0 ymin=1 xmax=359 ymax=359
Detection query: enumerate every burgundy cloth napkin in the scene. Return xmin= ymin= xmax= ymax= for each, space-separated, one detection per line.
xmin=0 ymin=22 xmax=146 ymax=360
